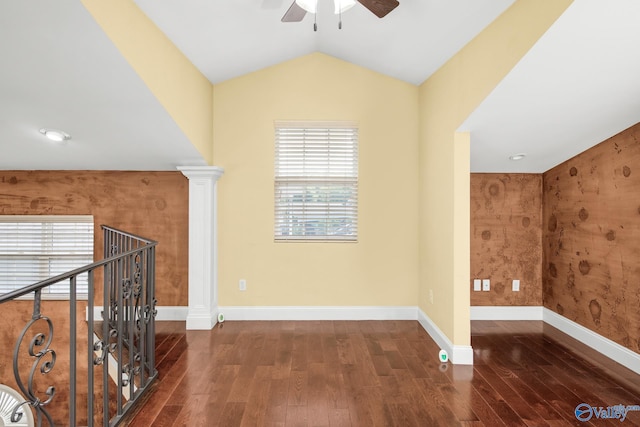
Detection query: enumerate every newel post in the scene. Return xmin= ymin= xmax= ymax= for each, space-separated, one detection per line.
xmin=178 ymin=166 xmax=224 ymax=330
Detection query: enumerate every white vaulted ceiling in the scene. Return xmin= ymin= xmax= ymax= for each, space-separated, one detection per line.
xmin=132 ymin=0 xmax=514 ymax=86
xmin=1 ymin=0 xmax=640 ymax=172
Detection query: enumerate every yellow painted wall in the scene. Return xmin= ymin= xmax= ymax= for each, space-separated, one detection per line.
xmin=214 ymin=53 xmax=419 ymax=307
xmin=81 ymin=0 xmax=574 ymax=347
xmin=81 ymin=0 xmax=214 ymax=164
xmin=418 ymin=0 xmax=572 ymax=345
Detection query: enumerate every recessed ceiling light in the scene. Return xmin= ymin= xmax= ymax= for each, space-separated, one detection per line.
xmin=39 ymin=128 xmax=71 ymax=142
xmin=509 ymin=153 xmax=526 ymax=161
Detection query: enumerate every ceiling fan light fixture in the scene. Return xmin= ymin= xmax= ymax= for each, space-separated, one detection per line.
xmin=334 ymin=0 xmax=356 ymax=14
xmin=295 ymin=0 xmax=317 ymax=13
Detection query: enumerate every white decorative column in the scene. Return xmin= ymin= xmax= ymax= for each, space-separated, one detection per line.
xmin=178 ymin=166 xmax=224 ymax=330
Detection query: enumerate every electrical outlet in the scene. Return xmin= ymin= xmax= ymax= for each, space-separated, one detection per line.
xmin=239 ymin=279 xmax=246 ymax=291
xmin=429 ymin=289 xmax=434 ymax=304
xmin=482 ymin=279 xmax=490 ymax=292
xmin=512 ymin=279 xmax=520 ymax=292
xmin=473 ymin=279 xmax=481 ymax=292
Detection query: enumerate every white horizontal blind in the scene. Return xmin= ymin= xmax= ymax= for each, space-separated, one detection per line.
xmin=0 ymin=215 xmax=94 ymax=297
xmin=275 ymin=122 xmax=358 ymax=241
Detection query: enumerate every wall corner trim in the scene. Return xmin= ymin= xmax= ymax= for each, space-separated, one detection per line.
xmin=543 ymin=308 xmax=640 ymax=376
xmin=470 ymin=306 xmax=543 ymax=320
xmin=417 ymin=309 xmax=473 ymax=365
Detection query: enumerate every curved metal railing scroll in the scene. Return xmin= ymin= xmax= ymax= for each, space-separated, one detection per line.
xmin=10 ymin=290 xmax=56 ymax=426
xmin=0 ymin=226 xmax=157 ymax=427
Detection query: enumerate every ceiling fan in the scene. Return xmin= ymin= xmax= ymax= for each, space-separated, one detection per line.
xmin=282 ymin=0 xmax=399 ymax=29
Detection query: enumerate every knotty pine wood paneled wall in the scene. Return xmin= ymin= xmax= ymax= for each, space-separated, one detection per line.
xmin=471 ymin=174 xmax=543 ymax=306
xmin=543 ymin=122 xmax=640 ymax=353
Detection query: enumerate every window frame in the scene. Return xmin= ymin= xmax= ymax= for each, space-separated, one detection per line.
xmin=274 ymin=121 xmax=359 ymax=243
xmin=0 ymin=215 xmax=94 ymax=300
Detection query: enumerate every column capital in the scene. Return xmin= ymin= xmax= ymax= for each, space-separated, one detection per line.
xmin=177 ymin=165 xmax=224 ymax=180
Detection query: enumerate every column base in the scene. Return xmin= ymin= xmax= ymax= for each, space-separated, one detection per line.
xmin=186 ymin=311 xmax=218 ymax=330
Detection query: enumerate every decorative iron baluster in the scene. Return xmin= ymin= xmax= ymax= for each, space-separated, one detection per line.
xmin=12 ymin=289 xmax=56 ymax=426
xmin=93 ymin=340 xmax=107 ymax=366
xmin=93 ymin=328 xmax=118 ymax=367
xmin=2 ymin=226 xmax=158 ymax=426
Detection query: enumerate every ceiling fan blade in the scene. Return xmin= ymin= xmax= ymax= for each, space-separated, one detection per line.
xmin=357 ymin=0 xmax=399 ymax=18
xmin=281 ymin=1 xmax=307 ymax=22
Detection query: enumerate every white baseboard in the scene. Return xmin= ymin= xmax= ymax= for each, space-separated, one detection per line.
xmin=88 ymin=305 xmax=417 ymax=323
xmin=470 ymin=306 xmax=543 ymax=320
xmin=158 ymin=306 xmax=189 ymax=321
xmin=87 ymin=306 xmax=188 ymax=322
xmin=220 ymin=305 xmax=473 ymax=365
xmin=543 ymin=308 xmax=640 ymax=376
xmin=468 ymin=305 xmax=640 ymax=375
xmin=218 ymin=306 xmax=418 ymax=321
xmin=88 ymin=303 xmax=640 ymax=374
xmin=417 ymin=309 xmax=473 ymax=365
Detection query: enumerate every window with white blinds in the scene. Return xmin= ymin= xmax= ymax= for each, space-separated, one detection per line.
xmin=274 ymin=122 xmax=358 ymax=241
xmin=0 ymin=215 xmax=94 ymax=298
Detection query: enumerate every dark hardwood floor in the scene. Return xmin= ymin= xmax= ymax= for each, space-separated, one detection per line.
xmin=125 ymin=320 xmax=640 ymax=426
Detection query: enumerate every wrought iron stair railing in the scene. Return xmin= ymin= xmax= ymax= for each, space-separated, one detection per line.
xmin=0 ymin=226 xmax=158 ymax=426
